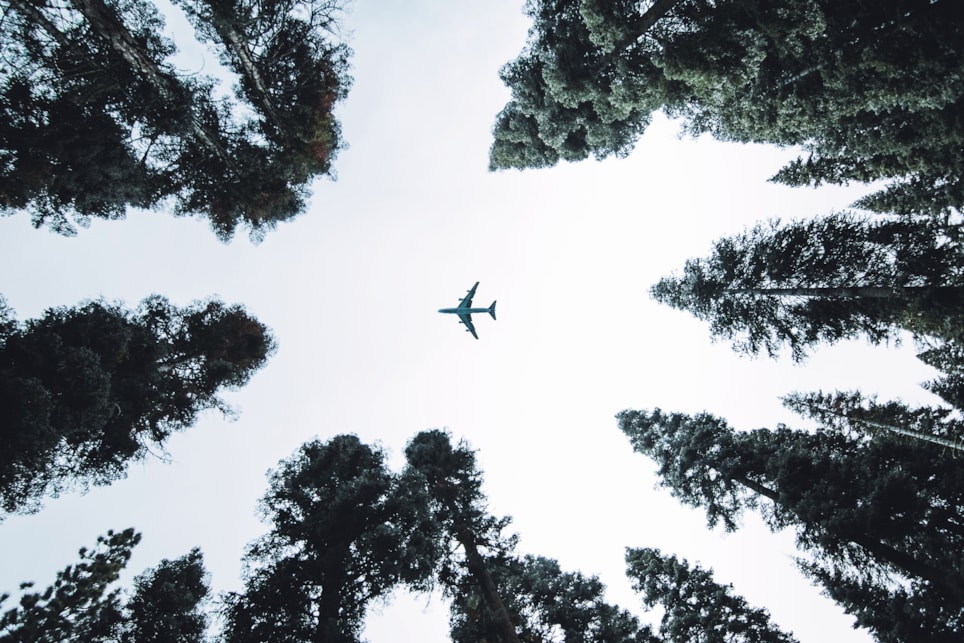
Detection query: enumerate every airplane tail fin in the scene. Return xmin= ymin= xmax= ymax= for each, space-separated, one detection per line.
xmin=488 ymin=301 xmax=497 ymax=320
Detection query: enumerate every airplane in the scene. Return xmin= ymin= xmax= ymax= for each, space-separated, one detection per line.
xmin=438 ymin=281 xmax=496 ymax=339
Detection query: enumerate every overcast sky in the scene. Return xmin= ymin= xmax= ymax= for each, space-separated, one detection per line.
xmin=0 ymin=1 xmax=943 ymax=640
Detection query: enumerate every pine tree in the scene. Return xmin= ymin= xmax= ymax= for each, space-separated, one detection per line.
xmin=625 ymin=547 xmax=798 ymax=643
xmin=492 ymin=0 xmax=964 ymax=210
xmin=403 ymin=429 xmax=523 ymax=643
xmin=118 ymin=548 xmax=209 ymax=643
xmin=617 ymin=408 xmax=964 ymax=640
xmin=782 ymin=390 xmax=964 ymax=454
xmin=0 ymin=295 xmax=275 ymax=516
xmin=222 ymin=435 xmax=438 ymax=643
xmin=449 ymin=554 xmax=654 ymax=643
xmin=1 ymin=0 xmax=351 ymax=240
xmin=650 ymin=212 xmax=964 ymax=360
xmin=0 ymin=529 xmax=137 ymax=642
xmin=175 ymin=0 xmax=349 ymax=180
xmin=0 ymin=529 xmax=210 ymax=642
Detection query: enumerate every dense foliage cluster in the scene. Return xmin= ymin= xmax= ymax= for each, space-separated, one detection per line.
xmin=0 ymin=0 xmax=351 ymax=240
xmin=492 ymin=0 xmax=964 ymax=215
xmin=0 ymin=295 xmax=275 ymax=516
xmin=0 ymin=529 xmax=210 ymax=642
xmin=650 ymin=212 xmax=964 ymax=360
xmin=618 ymin=408 xmax=964 ymax=642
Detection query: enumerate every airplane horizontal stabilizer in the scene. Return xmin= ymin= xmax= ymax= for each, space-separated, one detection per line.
xmin=488 ymin=301 xmax=497 ymax=320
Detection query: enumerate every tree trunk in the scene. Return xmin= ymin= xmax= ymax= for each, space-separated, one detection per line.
xmin=730 ymin=286 xmax=903 ymax=298
xmin=68 ymin=0 xmax=233 ymax=165
xmin=729 ymin=285 xmax=964 ymax=301
xmin=835 ymin=408 xmax=964 ymax=455
xmin=212 ymin=21 xmax=287 ymax=136
xmin=631 ymin=0 xmax=684 ymax=40
xmin=455 ymin=526 xmax=521 ymax=643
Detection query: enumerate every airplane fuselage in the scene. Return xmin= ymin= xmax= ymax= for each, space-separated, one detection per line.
xmin=438 ymin=307 xmax=493 ymax=314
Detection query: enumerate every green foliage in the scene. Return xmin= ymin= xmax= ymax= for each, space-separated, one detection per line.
xmin=0 ymin=295 xmax=275 ymax=516
xmin=1 ymin=0 xmax=351 ymax=240
xmin=626 ymin=547 xmax=798 ymax=643
xmin=119 ymin=548 xmax=209 ymax=643
xmin=222 ymin=435 xmax=438 ymax=643
xmin=492 ymin=0 xmax=964 ymax=209
xmin=650 ymin=212 xmax=964 ymax=361
xmin=799 ymin=560 xmax=963 ymax=643
xmin=450 ymin=554 xmax=654 ymax=643
xmin=488 ymin=0 xmax=658 ymax=170
xmin=782 ymin=389 xmax=964 ymax=453
xmin=918 ymin=342 xmax=964 ymax=412
xmin=618 ymin=407 xmax=964 ymax=640
xmin=0 ymin=530 xmax=209 ymax=643
xmin=0 ymin=529 xmax=137 ymax=642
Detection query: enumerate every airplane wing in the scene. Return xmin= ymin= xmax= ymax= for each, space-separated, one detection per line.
xmin=458 ymin=313 xmax=479 ymax=339
xmin=458 ymin=281 xmax=480 ymax=309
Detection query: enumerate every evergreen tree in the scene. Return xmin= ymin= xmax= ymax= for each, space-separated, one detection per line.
xmin=799 ymin=559 xmax=963 ymax=643
xmin=625 ymin=547 xmax=797 ymax=643
xmin=449 ymin=554 xmax=654 ymax=643
xmin=175 ymin=0 xmax=349 ymax=181
xmin=222 ymin=435 xmax=438 ymax=643
xmin=0 ymin=529 xmax=136 ymax=642
xmin=650 ymin=212 xmax=964 ymax=360
xmin=0 ymin=295 xmax=275 ymax=516
xmin=1 ymin=0 xmax=351 ymax=240
xmin=492 ymin=0 xmax=964 ymax=211
xmin=118 ymin=548 xmax=209 ymax=643
xmin=782 ymin=390 xmax=964 ymax=454
xmin=403 ymin=429 xmax=523 ymax=643
xmin=488 ymin=0 xmax=664 ymax=170
xmin=0 ymin=529 xmax=209 ymax=642
xmin=917 ymin=342 xmax=964 ymax=412
xmin=617 ymin=408 xmax=964 ymax=640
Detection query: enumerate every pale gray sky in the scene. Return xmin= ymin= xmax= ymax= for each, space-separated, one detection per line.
xmin=0 ymin=1 xmax=941 ymax=641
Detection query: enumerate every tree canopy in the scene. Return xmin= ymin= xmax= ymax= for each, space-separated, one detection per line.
xmin=492 ymin=0 xmax=964 ymax=213
xmin=0 ymin=295 xmax=275 ymax=516
xmin=221 ymin=434 xmax=439 ymax=643
xmin=626 ymin=547 xmax=798 ymax=643
xmin=0 ymin=529 xmax=209 ymax=642
xmin=618 ymin=407 xmax=964 ymax=641
xmin=0 ymin=0 xmax=351 ymax=240
xmin=650 ymin=212 xmax=964 ymax=360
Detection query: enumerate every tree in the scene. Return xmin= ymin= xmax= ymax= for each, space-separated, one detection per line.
xmin=403 ymin=430 xmax=524 ymax=643
xmin=222 ymin=435 xmax=438 ymax=643
xmin=0 ymin=528 xmax=136 ymax=642
xmin=917 ymin=342 xmax=964 ymax=412
xmin=799 ymin=559 xmax=964 ymax=643
xmin=488 ymin=0 xmax=665 ymax=170
xmin=625 ymin=547 xmax=798 ymax=643
xmin=1 ymin=0 xmax=351 ymax=240
xmin=118 ymin=548 xmax=209 ymax=643
xmin=0 ymin=295 xmax=275 ymax=516
xmin=782 ymin=390 xmax=964 ymax=454
xmin=617 ymin=408 xmax=964 ymax=640
xmin=650 ymin=212 xmax=964 ymax=360
xmin=0 ymin=529 xmax=209 ymax=643
xmin=449 ymin=554 xmax=654 ymax=643
xmin=492 ymin=0 xmax=964 ymax=212
xmin=175 ymin=0 xmax=349 ymax=180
